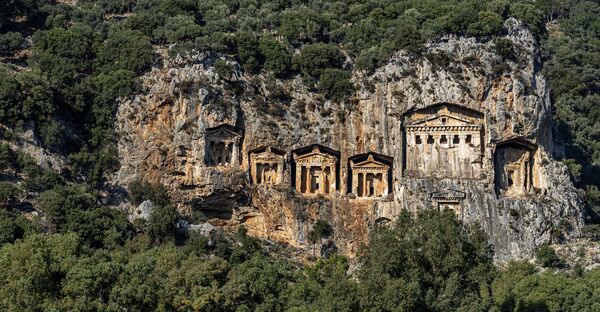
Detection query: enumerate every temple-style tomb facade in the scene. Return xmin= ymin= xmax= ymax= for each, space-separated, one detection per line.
xmin=349 ymin=153 xmax=392 ymax=198
xmin=292 ymin=145 xmax=339 ymax=196
xmin=249 ymin=146 xmax=285 ymax=185
xmin=205 ymin=124 xmax=243 ymax=167
xmin=494 ymin=138 xmax=537 ymax=197
xmin=404 ymin=104 xmax=484 ymax=179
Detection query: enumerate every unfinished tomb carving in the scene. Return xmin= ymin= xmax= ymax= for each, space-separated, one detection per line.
xmin=403 ymin=103 xmax=484 ymax=178
xmin=430 ymin=189 xmax=466 ymax=219
xmin=494 ymin=138 xmax=537 ymax=197
xmin=205 ymin=124 xmax=243 ymax=167
xmin=349 ymin=153 xmax=392 ymax=198
xmin=292 ymin=145 xmax=339 ymax=196
xmin=249 ymin=146 xmax=285 ymax=185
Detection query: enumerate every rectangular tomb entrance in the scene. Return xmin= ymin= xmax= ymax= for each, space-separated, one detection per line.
xmin=431 ymin=189 xmax=466 ymax=220
xmin=293 ymin=145 xmax=339 ymax=196
xmin=249 ymin=146 xmax=285 ymax=185
xmin=494 ymin=138 xmax=537 ymax=197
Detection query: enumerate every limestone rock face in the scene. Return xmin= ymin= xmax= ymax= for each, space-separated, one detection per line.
xmin=130 ymin=200 xmax=155 ymax=221
xmin=113 ymin=19 xmax=584 ymax=262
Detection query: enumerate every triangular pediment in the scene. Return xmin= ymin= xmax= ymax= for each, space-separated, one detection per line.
xmin=252 ymin=148 xmax=285 ymax=162
xmin=294 ymin=146 xmax=337 ymax=162
xmin=295 ymin=150 xmax=336 ymax=160
xmin=207 ymin=128 xmax=242 ymax=138
xmin=352 ymin=155 xmax=388 ymax=169
xmin=206 ymin=124 xmax=243 ymax=139
xmin=408 ymin=113 xmax=473 ymax=127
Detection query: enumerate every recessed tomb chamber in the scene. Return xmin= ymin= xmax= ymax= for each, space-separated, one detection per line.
xmin=348 ymin=152 xmax=392 ymax=198
xmin=494 ymin=138 xmax=537 ymax=197
xmin=205 ymin=124 xmax=243 ymax=167
xmin=249 ymin=146 xmax=285 ymax=185
xmin=292 ymin=145 xmax=339 ymax=196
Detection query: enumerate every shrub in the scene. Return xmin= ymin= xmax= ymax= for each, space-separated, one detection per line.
xmin=0 ymin=182 xmax=18 ymax=207
xmin=494 ymin=38 xmax=515 ymax=60
xmin=536 ymin=245 xmax=565 ymax=268
xmin=0 ymin=210 xmax=24 ymax=245
xmin=17 ymin=155 xmax=64 ymax=192
xmin=128 ymin=179 xmax=170 ymax=207
xmin=38 ymin=185 xmax=96 ymax=232
xmin=96 ymin=29 xmax=154 ymax=74
xmin=258 ymin=35 xmax=292 ymax=78
xmin=582 ymin=224 xmax=600 ymax=241
xmin=148 ymin=204 xmax=180 ymax=244
xmin=0 ymin=32 xmax=24 ymax=56
xmin=467 ymin=11 xmax=504 ymax=36
xmin=319 ymin=69 xmax=353 ymax=101
xmin=235 ymin=31 xmax=262 ymax=71
xmin=214 ymin=59 xmax=234 ymax=80
xmin=155 ymin=14 xmax=203 ymax=43
xmin=294 ymin=43 xmax=345 ymax=82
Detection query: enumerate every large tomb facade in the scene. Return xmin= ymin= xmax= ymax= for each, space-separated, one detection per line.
xmin=205 ymin=124 xmax=243 ymax=167
xmin=494 ymin=138 xmax=536 ymax=197
xmin=292 ymin=145 xmax=339 ymax=196
xmin=349 ymin=153 xmax=392 ymax=198
xmin=403 ymin=103 xmax=484 ymax=178
xmin=249 ymin=146 xmax=285 ymax=185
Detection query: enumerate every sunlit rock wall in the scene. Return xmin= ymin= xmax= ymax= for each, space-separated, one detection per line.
xmin=114 ymin=19 xmax=583 ymax=262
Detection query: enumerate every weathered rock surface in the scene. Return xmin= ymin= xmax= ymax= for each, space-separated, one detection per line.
xmin=113 ymin=19 xmax=584 ymax=262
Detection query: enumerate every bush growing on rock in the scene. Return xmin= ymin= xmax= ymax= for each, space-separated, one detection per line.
xmin=258 ymin=35 xmax=292 ymax=78
xmin=128 ymin=179 xmax=171 ymax=207
xmin=319 ymin=68 xmax=354 ymax=101
xmin=294 ymin=43 xmax=345 ymax=83
xmin=536 ymin=245 xmax=565 ymax=269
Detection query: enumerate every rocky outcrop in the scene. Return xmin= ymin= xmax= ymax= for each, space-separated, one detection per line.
xmin=113 ymin=19 xmax=584 ymax=262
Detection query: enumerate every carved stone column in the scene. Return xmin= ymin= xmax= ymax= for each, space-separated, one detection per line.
xmin=295 ymin=164 xmax=302 ymax=192
xmin=352 ymin=170 xmax=358 ymax=195
xmin=320 ymin=165 xmax=326 ymax=194
xmin=382 ymin=172 xmax=388 ymax=196
xmin=332 ymin=164 xmax=337 ymax=192
xmin=277 ymin=162 xmax=284 ymax=184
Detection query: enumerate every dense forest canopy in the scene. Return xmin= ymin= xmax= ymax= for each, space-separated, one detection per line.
xmin=1 ymin=0 xmax=600 ymax=310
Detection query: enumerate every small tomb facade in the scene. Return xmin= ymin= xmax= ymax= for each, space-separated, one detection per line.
xmin=249 ymin=146 xmax=285 ymax=185
xmin=205 ymin=124 xmax=243 ymax=167
xmin=494 ymin=138 xmax=536 ymax=197
xmin=349 ymin=153 xmax=392 ymax=198
xmin=292 ymin=145 xmax=339 ymax=196
xmin=430 ymin=189 xmax=466 ymax=219
xmin=404 ymin=104 xmax=484 ymax=178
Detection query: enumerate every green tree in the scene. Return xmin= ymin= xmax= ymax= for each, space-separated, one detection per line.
xmin=0 ymin=233 xmax=81 ymax=311
xmin=148 ymin=204 xmax=181 ymax=245
xmin=535 ymin=245 xmax=565 ymax=268
xmin=294 ymin=43 xmax=345 ymax=83
xmin=96 ymin=28 xmax=154 ymax=74
xmin=319 ymin=69 xmax=354 ymax=101
xmin=0 ymin=182 xmax=18 ymax=207
xmin=357 ymin=210 xmax=496 ymax=311
xmin=258 ymin=35 xmax=292 ymax=78
xmin=0 ymin=32 xmax=24 ymax=56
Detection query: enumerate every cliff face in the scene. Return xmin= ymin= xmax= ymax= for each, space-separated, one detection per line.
xmin=114 ymin=19 xmax=583 ymax=262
